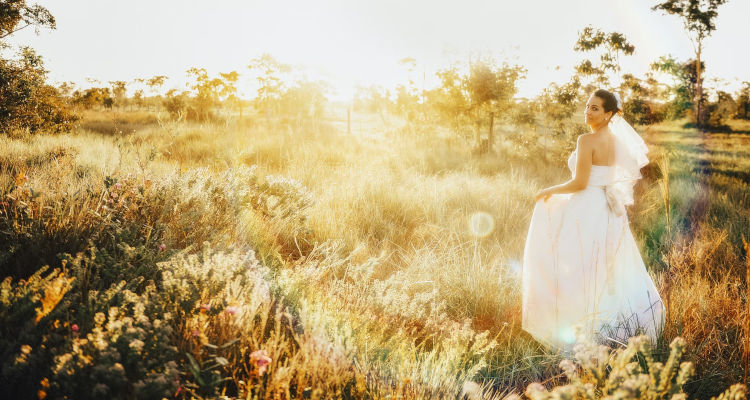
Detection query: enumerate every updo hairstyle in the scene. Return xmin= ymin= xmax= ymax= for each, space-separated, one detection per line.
xmin=593 ymin=89 xmax=621 ymax=117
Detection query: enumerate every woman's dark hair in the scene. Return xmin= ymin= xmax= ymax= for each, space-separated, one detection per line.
xmin=593 ymin=89 xmax=620 ymax=116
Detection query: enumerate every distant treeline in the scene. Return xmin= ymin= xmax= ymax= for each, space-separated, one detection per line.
xmin=2 ymin=0 xmax=746 ymax=142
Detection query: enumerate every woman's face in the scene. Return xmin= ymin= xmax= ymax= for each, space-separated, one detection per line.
xmin=584 ymin=95 xmax=612 ymax=128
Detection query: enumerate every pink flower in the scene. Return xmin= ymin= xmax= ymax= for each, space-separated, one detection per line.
xmin=192 ymin=329 xmax=200 ymax=337
xmin=158 ymin=243 xmax=166 ymax=252
xmin=225 ymin=306 xmax=239 ymax=315
xmin=71 ymin=324 xmax=79 ymax=332
xmin=250 ymin=350 xmax=271 ymax=376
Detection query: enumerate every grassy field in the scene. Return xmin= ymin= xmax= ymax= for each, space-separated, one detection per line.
xmin=0 ymin=107 xmax=747 ymax=399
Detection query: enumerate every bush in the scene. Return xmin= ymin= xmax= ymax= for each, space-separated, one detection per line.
xmin=0 ymin=47 xmax=78 ymax=135
xmin=523 ymin=333 xmax=747 ymax=400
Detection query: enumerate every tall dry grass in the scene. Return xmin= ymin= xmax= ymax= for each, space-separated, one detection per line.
xmin=1 ymin=108 xmax=747 ymax=398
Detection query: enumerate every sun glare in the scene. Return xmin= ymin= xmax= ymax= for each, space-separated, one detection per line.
xmin=469 ymin=212 xmax=495 ymax=238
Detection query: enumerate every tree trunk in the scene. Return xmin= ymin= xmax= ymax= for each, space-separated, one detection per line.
xmin=696 ymin=45 xmax=703 ymax=129
xmin=475 ymin=120 xmax=480 ymax=148
xmin=488 ymin=112 xmax=494 ymax=153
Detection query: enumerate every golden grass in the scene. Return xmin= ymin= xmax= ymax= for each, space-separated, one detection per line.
xmin=2 ymin=109 xmax=748 ymax=398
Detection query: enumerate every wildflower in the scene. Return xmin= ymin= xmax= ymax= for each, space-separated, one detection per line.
xmin=200 ymin=303 xmax=211 ymax=312
xmin=94 ymin=312 xmax=106 ymax=325
xmin=192 ymin=329 xmax=200 ymax=337
xmin=225 ymin=306 xmax=239 ymax=315
xmin=250 ymin=350 xmax=271 ymax=376
xmin=71 ymin=324 xmax=79 ymax=332
xmin=158 ymin=243 xmax=166 ymax=252
xmin=114 ymin=183 xmax=122 ymax=190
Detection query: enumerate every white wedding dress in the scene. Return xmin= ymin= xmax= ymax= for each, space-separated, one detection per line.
xmin=521 ymin=145 xmax=665 ymax=352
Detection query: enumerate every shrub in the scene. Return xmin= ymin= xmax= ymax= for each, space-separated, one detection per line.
xmin=523 ymin=334 xmax=747 ymax=400
xmin=0 ymin=47 xmax=78 ymax=135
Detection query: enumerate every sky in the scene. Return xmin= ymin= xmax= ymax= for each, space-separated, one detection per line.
xmin=5 ymin=0 xmax=749 ymax=101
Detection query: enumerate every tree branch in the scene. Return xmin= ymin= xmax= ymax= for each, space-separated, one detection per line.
xmin=0 ymin=23 xmax=32 ymax=39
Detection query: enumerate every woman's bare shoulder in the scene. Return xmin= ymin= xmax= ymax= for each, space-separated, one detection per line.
xmin=576 ymin=133 xmax=594 ymax=147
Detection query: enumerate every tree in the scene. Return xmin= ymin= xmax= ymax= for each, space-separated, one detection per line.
xmin=162 ymin=88 xmax=192 ymax=120
xmin=650 ymin=55 xmax=699 ymax=119
xmin=132 ymin=89 xmax=144 ymax=110
xmin=425 ymin=59 xmax=524 ymax=147
xmin=71 ymin=87 xmax=111 ymax=110
xmin=394 ymin=57 xmax=423 ymax=122
xmin=734 ymin=81 xmax=750 ymax=120
xmin=0 ymin=47 xmax=77 ymax=134
xmin=0 ymin=1 xmax=74 ymax=135
xmin=218 ymin=71 xmax=242 ymax=117
xmin=706 ymin=90 xmax=735 ymax=129
xmin=278 ymin=79 xmax=329 ymax=131
xmin=537 ymin=76 xmax=585 ymax=137
xmin=108 ymin=80 xmax=127 ymax=110
xmin=464 ymin=58 xmax=525 ymax=150
xmin=652 ymin=0 xmax=728 ymax=129
xmin=573 ymin=25 xmax=635 ymax=89
xmin=618 ymin=73 xmax=664 ymax=125
xmin=0 ymin=0 xmax=55 ymax=39
xmin=248 ymin=54 xmax=290 ymax=125
xmin=56 ymin=81 xmax=75 ymax=98
xmin=144 ymin=75 xmax=167 ymax=111
xmin=426 ymin=65 xmax=470 ymax=135
xmin=185 ymin=67 xmax=223 ymax=121
xmin=353 ymin=84 xmax=392 ymax=125
xmin=394 ymin=83 xmax=420 ymax=121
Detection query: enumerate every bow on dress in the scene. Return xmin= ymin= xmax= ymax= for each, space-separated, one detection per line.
xmin=604 ymin=183 xmax=627 ymax=217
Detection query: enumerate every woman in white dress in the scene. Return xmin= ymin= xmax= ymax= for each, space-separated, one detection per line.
xmin=521 ymin=89 xmax=665 ymax=352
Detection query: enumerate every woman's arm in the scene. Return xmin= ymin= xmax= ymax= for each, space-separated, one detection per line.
xmin=535 ymin=135 xmax=593 ymax=202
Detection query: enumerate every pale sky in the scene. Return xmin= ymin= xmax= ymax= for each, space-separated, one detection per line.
xmin=5 ymin=0 xmax=749 ymax=101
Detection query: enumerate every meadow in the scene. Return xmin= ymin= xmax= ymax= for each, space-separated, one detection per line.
xmin=0 ymin=106 xmax=748 ymax=399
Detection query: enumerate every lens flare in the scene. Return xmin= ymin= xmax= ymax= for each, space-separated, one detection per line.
xmin=469 ymin=212 xmax=495 ymax=238
xmin=560 ymin=326 xmax=577 ymax=344
xmin=507 ymin=259 xmax=522 ymax=277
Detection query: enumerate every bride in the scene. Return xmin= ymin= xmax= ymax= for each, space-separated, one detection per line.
xmin=521 ymin=89 xmax=665 ymax=352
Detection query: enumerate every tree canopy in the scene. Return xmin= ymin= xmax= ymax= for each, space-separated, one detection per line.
xmin=0 ymin=0 xmax=55 ymax=39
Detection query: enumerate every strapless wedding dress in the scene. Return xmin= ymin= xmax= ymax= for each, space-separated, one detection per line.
xmin=521 ymin=150 xmax=665 ymax=351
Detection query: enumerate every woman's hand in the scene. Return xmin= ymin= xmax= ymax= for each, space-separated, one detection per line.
xmin=535 ymin=188 xmax=552 ymax=203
